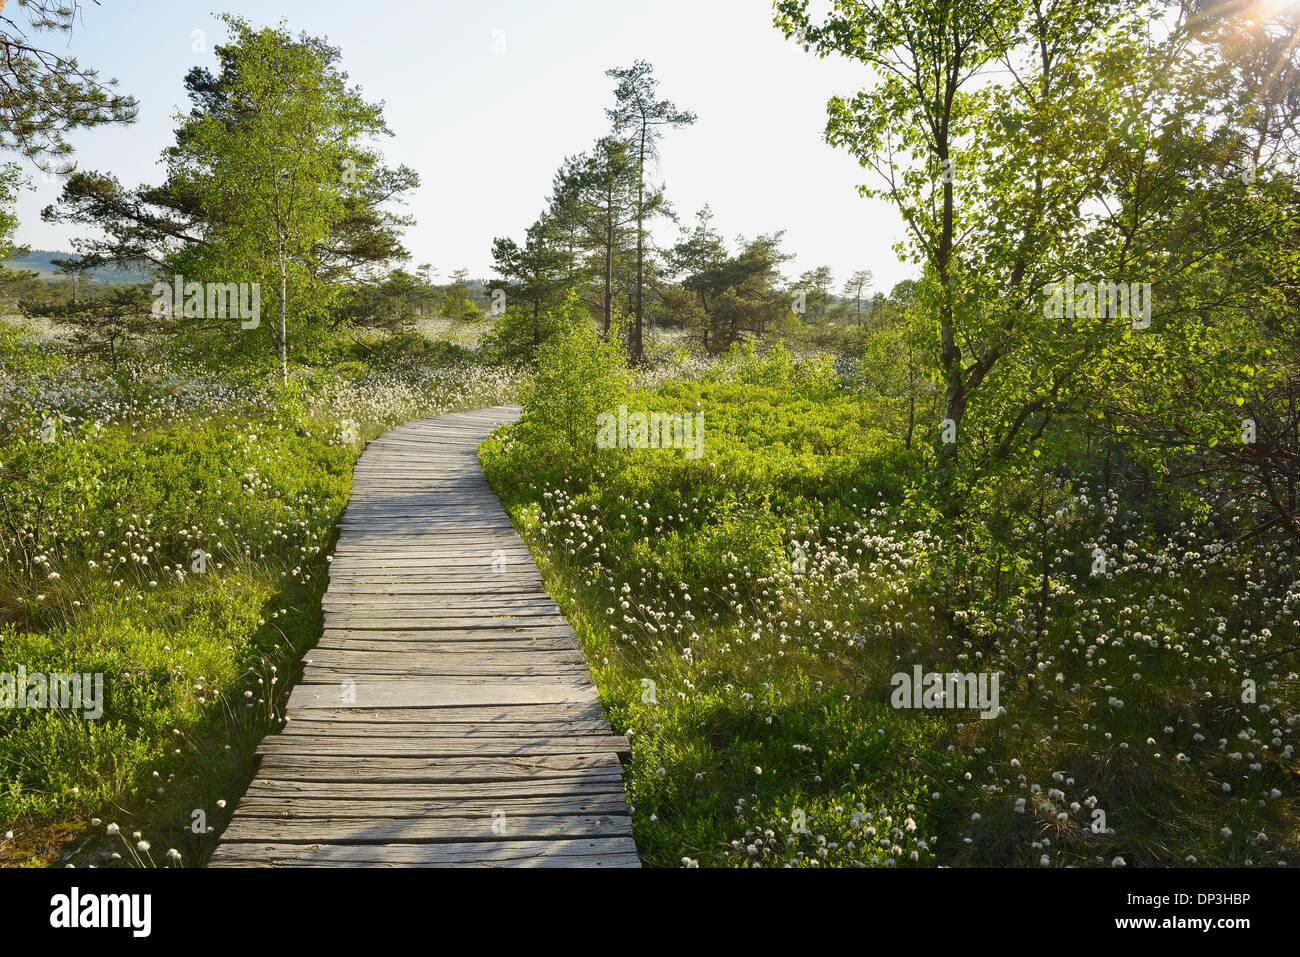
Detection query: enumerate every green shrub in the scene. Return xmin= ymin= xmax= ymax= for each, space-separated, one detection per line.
xmin=483 ymin=303 xmax=568 ymax=362
xmin=493 ymin=296 xmax=630 ymax=480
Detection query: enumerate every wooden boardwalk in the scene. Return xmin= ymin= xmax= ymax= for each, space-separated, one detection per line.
xmin=210 ymin=406 xmax=639 ymax=868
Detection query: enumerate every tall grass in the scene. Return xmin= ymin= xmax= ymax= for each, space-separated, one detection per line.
xmin=480 ymin=335 xmax=1299 ymax=867
xmin=0 ymin=317 xmax=525 ymax=865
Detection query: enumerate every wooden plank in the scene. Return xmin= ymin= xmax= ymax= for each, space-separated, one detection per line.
xmin=317 ymin=626 xmax=578 ymax=640
xmin=319 ymin=617 xmax=576 ymax=631
xmin=276 ymin=719 xmax=616 ymax=736
xmin=240 ymin=772 xmax=628 ymax=801
xmin=308 ymin=639 xmax=579 ymax=655
xmin=256 ymin=735 xmax=631 ymax=757
xmin=287 ymin=677 xmax=600 ymax=709
xmin=209 ymin=838 xmax=641 ymax=867
xmin=322 ymin=585 xmax=552 ymax=596
xmin=254 ymin=752 xmax=619 ymax=782
xmin=218 ymin=814 xmax=633 ymax=844
xmin=229 ymin=795 xmax=630 ymax=819
xmin=298 ymin=664 xmax=591 ymax=680
xmin=320 ymin=596 xmax=557 ymax=610
xmin=303 ymin=648 xmax=586 ymax=664
xmin=329 ymin=562 xmax=537 ymax=569
xmin=324 ymin=584 xmax=546 ymax=595
xmin=279 ymin=702 xmax=605 ymax=723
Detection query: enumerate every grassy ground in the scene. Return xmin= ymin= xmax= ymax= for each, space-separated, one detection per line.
xmin=0 ymin=317 xmax=525 ymax=865
xmin=3 ymin=307 xmax=1295 ymax=868
xmin=480 ymin=341 xmax=1300 ymax=867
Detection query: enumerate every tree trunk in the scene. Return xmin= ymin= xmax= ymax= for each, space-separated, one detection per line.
xmin=278 ymin=241 xmax=288 ymax=385
xmin=905 ymin=335 xmax=916 ymax=450
xmin=604 ymin=216 xmax=614 ymax=337
xmin=934 ymin=119 xmax=964 ymax=521
xmin=633 ymin=121 xmax=646 ymax=364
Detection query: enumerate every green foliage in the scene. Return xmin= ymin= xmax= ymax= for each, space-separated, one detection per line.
xmin=549 ymin=136 xmax=639 ymax=333
xmin=774 ymin=0 xmax=1292 ymax=527
xmin=0 ymin=411 xmax=350 ymax=857
xmin=605 ymin=59 xmax=696 ymax=362
xmin=20 ymin=284 xmax=157 ymax=370
xmin=438 ymin=268 xmax=482 ymax=322
xmin=706 ymin=340 xmax=838 ymax=397
xmin=0 ymin=162 xmax=23 ymax=261
xmin=485 ymin=344 xmax=1299 ymax=867
xmin=490 ymin=221 xmax=574 ymax=323
xmin=0 ymin=323 xmax=526 ymax=864
xmin=673 ymin=217 xmax=792 ymax=352
xmin=43 ymin=16 xmax=417 ymax=374
xmin=489 ymin=296 xmax=630 ymax=478
xmin=336 ymin=268 xmax=433 ymax=338
xmin=0 ymin=320 xmax=61 ymax=377
xmin=167 ymin=15 xmax=380 ymax=376
xmin=0 ymin=1 xmax=138 ymax=172
xmin=483 ymin=303 xmax=567 ymax=362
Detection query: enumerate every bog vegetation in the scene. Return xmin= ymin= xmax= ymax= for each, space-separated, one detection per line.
xmin=0 ymin=0 xmax=1296 ymax=866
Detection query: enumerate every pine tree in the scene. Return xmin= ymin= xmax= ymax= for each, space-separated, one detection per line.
xmin=549 ymin=136 xmax=639 ymax=337
xmin=605 ymin=61 xmax=695 ymax=364
xmin=0 ymin=0 xmax=137 ymax=173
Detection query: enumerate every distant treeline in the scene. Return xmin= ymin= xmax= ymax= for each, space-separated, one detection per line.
xmin=2 ymin=249 xmax=153 ymax=284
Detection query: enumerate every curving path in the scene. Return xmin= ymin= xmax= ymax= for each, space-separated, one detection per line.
xmin=209 ymin=406 xmax=639 ymax=867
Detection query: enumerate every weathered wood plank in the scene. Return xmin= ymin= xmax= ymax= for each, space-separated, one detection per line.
xmin=303 ymin=648 xmax=586 ymax=665
xmin=297 ymin=663 xmax=592 ymax=680
xmin=316 ymin=626 xmax=578 ymax=641
xmin=219 ymin=814 xmax=633 ymax=844
xmin=229 ymin=795 xmax=630 ymax=819
xmin=308 ymin=640 xmax=580 ymax=656
xmin=209 ymin=838 xmax=641 ymax=867
xmin=240 ymin=772 xmax=628 ymax=801
xmin=319 ymin=616 xmax=576 ymax=631
xmin=276 ymin=719 xmax=615 ymax=736
xmin=279 ymin=702 xmax=605 ymax=723
xmin=287 ymin=677 xmax=600 ymax=709
xmin=320 ymin=596 xmax=557 ymax=611
xmin=254 ymin=751 xmax=619 ymax=782
xmin=256 ymin=735 xmax=631 ymax=757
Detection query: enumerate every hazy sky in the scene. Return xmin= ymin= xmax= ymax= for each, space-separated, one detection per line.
xmin=11 ymin=0 xmax=913 ymax=295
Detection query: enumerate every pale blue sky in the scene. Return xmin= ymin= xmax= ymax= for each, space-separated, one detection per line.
xmin=11 ymin=0 xmax=911 ymax=295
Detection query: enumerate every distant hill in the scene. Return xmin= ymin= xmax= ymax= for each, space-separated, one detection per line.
xmin=2 ymin=249 xmax=154 ymax=284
